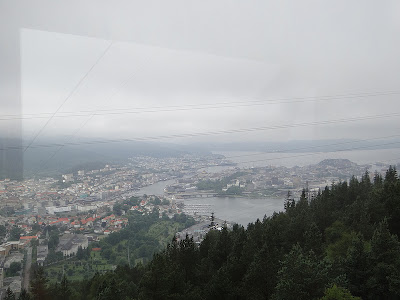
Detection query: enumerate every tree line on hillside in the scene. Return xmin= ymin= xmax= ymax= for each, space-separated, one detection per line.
xmin=19 ymin=167 xmax=400 ymax=299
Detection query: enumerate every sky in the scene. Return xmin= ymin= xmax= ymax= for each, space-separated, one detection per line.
xmin=4 ymin=0 xmax=400 ymax=146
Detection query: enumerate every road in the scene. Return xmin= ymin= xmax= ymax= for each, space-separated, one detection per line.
xmin=22 ymin=246 xmax=32 ymax=291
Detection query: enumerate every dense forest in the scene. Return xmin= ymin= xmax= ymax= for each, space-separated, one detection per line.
xmin=15 ymin=167 xmax=400 ymax=300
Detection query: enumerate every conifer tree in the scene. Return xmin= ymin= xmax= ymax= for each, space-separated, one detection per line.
xmin=59 ymin=275 xmax=71 ymax=300
xmin=366 ymin=219 xmax=400 ymax=298
xmin=18 ymin=289 xmax=31 ymax=300
xmin=4 ymin=287 xmax=15 ymax=300
xmin=30 ymin=267 xmax=48 ymax=300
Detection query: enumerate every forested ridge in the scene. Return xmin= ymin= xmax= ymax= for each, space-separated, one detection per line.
xmin=23 ymin=167 xmax=400 ymax=300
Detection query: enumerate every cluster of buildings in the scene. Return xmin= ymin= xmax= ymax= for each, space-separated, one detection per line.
xmin=0 ymin=154 xmax=228 ymax=217
xmin=128 ymin=154 xmax=232 ymax=174
xmin=166 ymin=159 xmax=389 ymax=199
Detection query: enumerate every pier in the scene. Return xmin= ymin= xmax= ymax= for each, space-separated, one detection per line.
xmin=183 ymin=203 xmax=213 ymax=215
xmin=172 ymin=191 xmax=219 ymax=199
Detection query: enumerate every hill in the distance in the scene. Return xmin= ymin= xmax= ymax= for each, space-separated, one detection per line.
xmin=316 ymin=158 xmax=358 ymax=168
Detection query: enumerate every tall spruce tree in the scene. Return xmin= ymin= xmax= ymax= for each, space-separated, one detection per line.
xmin=4 ymin=287 xmax=15 ymax=300
xmin=30 ymin=267 xmax=48 ymax=300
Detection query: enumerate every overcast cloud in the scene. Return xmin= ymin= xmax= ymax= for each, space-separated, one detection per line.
xmin=3 ymin=0 xmax=400 ymax=145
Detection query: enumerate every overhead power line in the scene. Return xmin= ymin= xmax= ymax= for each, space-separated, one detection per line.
xmin=37 ymin=43 xmax=150 ymax=172
xmin=222 ymin=140 xmax=400 ymax=166
xmin=2 ymin=111 xmax=400 ymax=151
xmin=22 ymin=41 xmax=114 ymax=153
xmin=221 ymin=134 xmax=400 ymax=160
xmin=1 ymin=90 xmax=399 ymax=121
xmin=41 ymin=135 xmax=400 ymax=172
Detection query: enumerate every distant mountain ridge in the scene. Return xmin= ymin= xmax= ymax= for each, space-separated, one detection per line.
xmin=21 ymin=138 xmax=201 ymax=177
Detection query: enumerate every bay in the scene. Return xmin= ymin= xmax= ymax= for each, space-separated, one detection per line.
xmin=133 ymin=148 xmax=400 ymax=225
